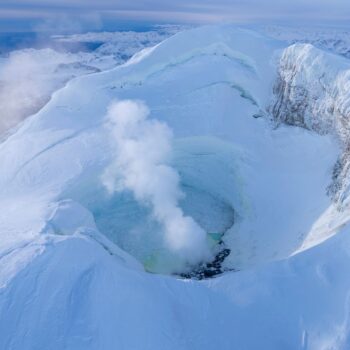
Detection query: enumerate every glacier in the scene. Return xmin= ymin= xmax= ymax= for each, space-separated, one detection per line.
xmin=1 ymin=25 xmax=350 ymax=349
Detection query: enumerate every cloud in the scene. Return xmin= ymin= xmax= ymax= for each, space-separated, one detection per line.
xmin=40 ymin=17 xmax=101 ymax=35
xmin=0 ymin=49 xmax=73 ymax=134
xmin=1 ymin=0 xmax=350 ymax=31
xmin=102 ymin=100 xmax=212 ymax=269
xmin=0 ymin=8 xmax=52 ymax=19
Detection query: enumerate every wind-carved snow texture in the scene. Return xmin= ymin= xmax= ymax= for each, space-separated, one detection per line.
xmin=271 ymin=43 xmax=350 ymax=210
xmin=0 ymin=26 xmax=349 ymax=349
xmin=101 ymin=100 xmax=211 ymax=272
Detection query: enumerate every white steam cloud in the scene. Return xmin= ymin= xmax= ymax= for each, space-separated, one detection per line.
xmin=0 ymin=46 xmax=114 ymax=137
xmin=102 ymin=99 xmax=211 ymax=267
xmin=0 ymin=48 xmax=76 ymax=135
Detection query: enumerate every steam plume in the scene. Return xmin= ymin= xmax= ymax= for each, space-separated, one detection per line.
xmin=102 ymin=99 xmax=211 ymax=268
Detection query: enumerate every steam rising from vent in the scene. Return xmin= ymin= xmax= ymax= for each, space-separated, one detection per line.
xmin=102 ymin=99 xmax=211 ymax=268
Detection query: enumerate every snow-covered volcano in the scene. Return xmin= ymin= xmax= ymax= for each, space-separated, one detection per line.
xmin=1 ymin=25 xmax=350 ymax=349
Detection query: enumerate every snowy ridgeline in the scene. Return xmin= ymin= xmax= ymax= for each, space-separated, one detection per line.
xmin=52 ymin=24 xmax=191 ymax=65
xmin=2 ymin=24 xmax=350 ymax=349
xmin=264 ymin=25 xmax=350 ymax=58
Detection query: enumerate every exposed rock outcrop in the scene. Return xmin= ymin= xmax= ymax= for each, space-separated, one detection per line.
xmin=271 ymin=43 xmax=350 ymax=207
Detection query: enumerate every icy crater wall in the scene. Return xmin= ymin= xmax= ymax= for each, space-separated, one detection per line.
xmin=271 ymin=43 xmax=350 ymax=206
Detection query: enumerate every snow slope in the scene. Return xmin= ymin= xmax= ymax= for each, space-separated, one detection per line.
xmin=272 ymin=43 xmax=350 ymax=250
xmin=0 ymin=26 xmax=182 ymax=136
xmin=0 ymin=25 xmax=349 ymax=349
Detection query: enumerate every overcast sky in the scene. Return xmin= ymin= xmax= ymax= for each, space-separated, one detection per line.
xmin=1 ymin=0 xmax=350 ymax=32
